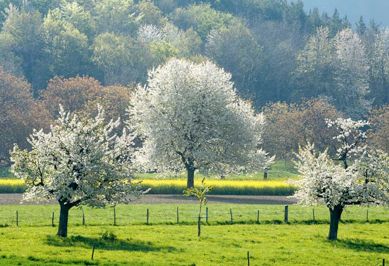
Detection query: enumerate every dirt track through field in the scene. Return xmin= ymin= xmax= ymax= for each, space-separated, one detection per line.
xmin=0 ymin=194 xmax=297 ymax=205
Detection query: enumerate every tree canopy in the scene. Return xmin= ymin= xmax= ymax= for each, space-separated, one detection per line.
xmin=11 ymin=106 xmax=143 ymax=237
xmin=129 ymin=58 xmax=271 ymax=188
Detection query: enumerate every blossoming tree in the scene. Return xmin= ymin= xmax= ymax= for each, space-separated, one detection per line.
xmin=11 ymin=106 xmax=143 ymax=237
xmin=294 ymin=118 xmax=389 ymax=240
xmin=129 ymin=58 xmax=271 ymax=188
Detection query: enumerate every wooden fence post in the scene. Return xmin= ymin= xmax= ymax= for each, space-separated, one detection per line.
xmin=284 ymin=205 xmax=289 ymax=223
xmin=51 ymin=211 xmax=55 ymax=227
xmin=206 ymin=207 xmax=209 ymax=224
xmin=383 ymin=258 xmax=385 ymax=266
xmin=82 ymin=208 xmax=85 ymax=226
xmin=247 ymin=251 xmax=250 ymax=266
xmin=113 ymin=206 xmax=117 ymax=226
xmin=366 ymin=209 xmax=369 ymax=222
xmin=230 ymin=208 xmax=233 ymax=224
xmin=312 ymin=208 xmax=315 ymax=222
xmin=176 ymin=207 xmax=179 ymax=224
xmin=197 ymin=215 xmax=201 ymax=237
xmin=146 ymin=209 xmax=149 ymax=225
xmin=16 ymin=210 xmax=19 ymax=227
xmin=256 ymin=210 xmax=260 ymax=224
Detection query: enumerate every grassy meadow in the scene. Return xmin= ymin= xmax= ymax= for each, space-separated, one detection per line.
xmin=0 ymin=159 xmax=388 ymax=265
xmin=0 ymin=215 xmax=388 ymax=265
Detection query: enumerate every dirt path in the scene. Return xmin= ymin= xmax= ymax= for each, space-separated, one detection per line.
xmin=0 ymin=194 xmax=296 ymax=205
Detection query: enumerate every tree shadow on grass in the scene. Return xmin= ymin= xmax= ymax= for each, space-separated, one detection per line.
xmin=47 ymin=235 xmax=177 ymax=253
xmin=332 ymin=239 xmax=389 ymax=253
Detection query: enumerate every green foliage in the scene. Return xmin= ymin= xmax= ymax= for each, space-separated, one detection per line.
xmin=43 ymin=12 xmax=91 ymax=78
xmin=137 ymin=0 xmax=166 ymax=26
xmin=48 ymin=2 xmax=95 ymax=37
xmin=149 ymin=41 xmax=179 ymax=66
xmin=215 ymin=0 xmax=287 ymax=22
xmin=92 ymin=33 xmax=150 ymax=85
xmin=172 ymin=4 xmax=237 ymax=40
xmin=94 ymin=0 xmax=138 ymax=35
xmin=183 ymin=178 xmax=212 ymax=205
xmin=0 ymin=167 xmax=11 ymax=177
xmin=206 ymin=22 xmax=263 ymax=95
xmin=1 ymin=6 xmax=49 ymax=90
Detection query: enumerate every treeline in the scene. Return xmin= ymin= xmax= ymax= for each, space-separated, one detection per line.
xmin=1 ymin=0 xmax=389 ymax=164
xmin=2 ymin=70 xmax=389 ymax=166
xmin=263 ymin=99 xmax=389 ymax=161
xmin=0 ymin=0 xmax=381 ymax=106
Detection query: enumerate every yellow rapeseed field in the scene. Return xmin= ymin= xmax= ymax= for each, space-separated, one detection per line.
xmin=0 ymin=178 xmax=25 ymax=193
xmin=0 ymin=178 xmax=296 ymax=195
xmin=0 ymin=178 xmax=24 ymax=186
xmin=141 ymin=179 xmax=290 ymax=189
xmin=140 ymin=178 xmax=295 ymax=195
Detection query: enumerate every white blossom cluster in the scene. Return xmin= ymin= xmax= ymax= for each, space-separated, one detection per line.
xmin=137 ymin=24 xmax=165 ymax=44
xmin=293 ymin=144 xmax=359 ymax=209
xmin=11 ymin=106 xmax=143 ymax=207
xmin=326 ymin=117 xmax=369 ymax=167
xmin=294 ymin=118 xmax=389 ymax=209
xmin=137 ymin=23 xmax=188 ymax=46
xmin=128 ymin=58 xmax=272 ymax=176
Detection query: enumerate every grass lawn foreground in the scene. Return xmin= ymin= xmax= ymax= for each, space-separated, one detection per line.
xmin=0 ymin=223 xmax=388 ymax=265
xmin=0 ymin=203 xmax=388 ymax=265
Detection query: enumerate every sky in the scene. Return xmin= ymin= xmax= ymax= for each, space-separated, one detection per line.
xmin=293 ymin=0 xmax=389 ymax=26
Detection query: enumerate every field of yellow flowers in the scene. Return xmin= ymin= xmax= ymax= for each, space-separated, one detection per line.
xmin=0 ymin=178 xmax=295 ymax=195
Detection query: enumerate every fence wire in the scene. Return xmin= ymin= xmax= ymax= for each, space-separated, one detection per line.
xmin=0 ymin=205 xmax=388 ymax=227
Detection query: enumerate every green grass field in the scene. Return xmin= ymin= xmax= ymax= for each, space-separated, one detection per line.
xmin=0 ymin=203 xmax=388 ymax=265
xmin=0 ymin=162 xmax=387 ymax=265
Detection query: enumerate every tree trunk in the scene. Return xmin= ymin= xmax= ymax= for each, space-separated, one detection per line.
xmin=187 ymin=167 xmax=195 ymax=188
xmin=57 ymin=203 xmax=71 ymax=237
xmin=328 ymin=205 xmax=343 ymax=241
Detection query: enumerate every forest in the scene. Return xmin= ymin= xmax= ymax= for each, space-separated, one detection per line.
xmin=1 ymin=0 xmax=389 ymax=165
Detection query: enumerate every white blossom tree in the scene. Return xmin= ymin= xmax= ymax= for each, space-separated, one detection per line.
xmin=129 ymin=58 xmax=271 ymax=188
xmin=11 ymin=106 xmax=143 ymax=237
xmin=294 ymin=118 xmax=389 ymax=240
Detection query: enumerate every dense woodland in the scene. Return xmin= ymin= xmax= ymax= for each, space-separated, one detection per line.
xmin=1 ymin=0 xmax=389 ymax=165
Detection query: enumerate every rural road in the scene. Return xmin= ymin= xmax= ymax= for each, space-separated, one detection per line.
xmin=0 ymin=194 xmax=297 ymax=205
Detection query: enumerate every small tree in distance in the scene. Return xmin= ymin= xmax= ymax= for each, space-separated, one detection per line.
xmin=184 ymin=178 xmax=212 ymax=237
xmin=11 ymin=106 xmax=144 ymax=237
xmin=129 ymin=58 xmax=271 ymax=188
xmin=293 ymin=118 xmax=389 ymax=240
